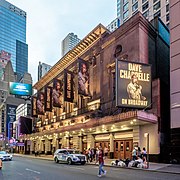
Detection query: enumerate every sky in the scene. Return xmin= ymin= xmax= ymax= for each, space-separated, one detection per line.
xmin=8 ymin=0 xmax=117 ymax=84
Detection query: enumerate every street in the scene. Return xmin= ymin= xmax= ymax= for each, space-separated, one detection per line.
xmin=0 ymin=157 xmax=179 ymax=180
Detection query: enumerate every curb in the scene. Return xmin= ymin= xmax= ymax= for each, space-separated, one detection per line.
xmin=13 ymin=154 xmax=180 ymax=175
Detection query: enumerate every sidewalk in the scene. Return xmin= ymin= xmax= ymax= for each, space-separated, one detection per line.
xmin=13 ymin=153 xmax=180 ymax=175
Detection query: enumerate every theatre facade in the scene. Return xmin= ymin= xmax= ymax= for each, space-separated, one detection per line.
xmin=19 ymin=13 xmax=170 ymax=162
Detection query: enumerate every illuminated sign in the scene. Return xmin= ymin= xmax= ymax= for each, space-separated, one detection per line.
xmin=52 ymin=79 xmax=63 ymax=108
xmin=78 ymin=58 xmax=90 ymax=96
xmin=116 ymin=60 xmax=152 ymax=109
xmin=9 ymin=82 xmax=32 ymax=96
xmin=64 ymin=70 xmax=74 ymax=103
xmin=37 ymin=92 xmax=45 ymax=115
xmin=31 ymin=96 xmax=38 ymax=117
xmin=45 ymin=86 xmax=52 ymax=111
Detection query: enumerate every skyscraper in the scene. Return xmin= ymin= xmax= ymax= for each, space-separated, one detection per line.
xmin=61 ymin=33 xmax=81 ymax=57
xmin=117 ymin=0 xmax=169 ymax=27
xmin=38 ymin=62 xmax=52 ymax=81
xmin=0 ymin=0 xmax=28 ymax=79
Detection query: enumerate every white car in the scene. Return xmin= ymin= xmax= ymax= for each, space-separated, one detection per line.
xmin=0 ymin=151 xmax=13 ymax=161
xmin=54 ymin=149 xmax=86 ymax=165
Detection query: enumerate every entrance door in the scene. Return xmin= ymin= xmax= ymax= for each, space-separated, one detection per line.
xmin=114 ymin=141 xmax=124 ymax=159
xmin=114 ymin=140 xmax=133 ymax=159
xmin=124 ymin=140 xmax=132 ymax=159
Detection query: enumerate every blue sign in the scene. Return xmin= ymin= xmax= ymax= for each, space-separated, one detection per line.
xmin=9 ymin=82 xmax=32 ymax=96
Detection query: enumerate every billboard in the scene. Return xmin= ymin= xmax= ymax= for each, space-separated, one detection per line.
xmin=45 ymin=86 xmax=53 ymax=111
xmin=31 ymin=96 xmax=38 ymax=117
xmin=9 ymin=82 xmax=32 ymax=96
xmin=78 ymin=58 xmax=90 ymax=96
xmin=116 ymin=60 xmax=152 ymax=109
xmin=19 ymin=116 xmax=32 ymax=135
xmin=37 ymin=92 xmax=45 ymax=115
xmin=6 ymin=104 xmax=17 ymax=137
xmin=64 ymin=70 xmax=74 ymax=103
xmin=52 ymin=79 xmax=63 ymax=108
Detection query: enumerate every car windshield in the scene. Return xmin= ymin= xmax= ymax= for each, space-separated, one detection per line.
xmin=0 ymin=151 xmax=7 ymax=154
xmin=67 ymin=150 xmax=80 ymax=154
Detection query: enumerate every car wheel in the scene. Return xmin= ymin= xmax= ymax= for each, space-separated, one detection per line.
xmin=67 ymin=158 xmax=72 ymax=165
xmin=55 ymin=157 xmax=59 ymax=163
xmin=81 ymin=162 xmax=86 ymax=165
xmin=9 ymin=158 xmax=12 ymax=161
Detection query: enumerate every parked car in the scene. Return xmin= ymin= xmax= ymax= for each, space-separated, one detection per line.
xmin=0 ymin=151 xmax=13 ymax=161
xmin=54 ymin=149 xmax=86 ymax=165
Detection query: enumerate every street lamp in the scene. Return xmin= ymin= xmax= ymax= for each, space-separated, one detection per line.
xmin=144 ymin=133 xmax=149 ymax=168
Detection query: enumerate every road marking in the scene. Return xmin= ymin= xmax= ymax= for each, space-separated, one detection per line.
xmin=112 ymin=168 xmax=119 ymax=171
xmin=25 ymin=168 xmax=41 ymax=174
xmin=63 ymin=166 xmax=85 ymax=171
xmin=17 ymin=172 xmax=23 ymax=176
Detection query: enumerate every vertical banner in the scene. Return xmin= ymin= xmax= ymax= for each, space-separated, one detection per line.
xmin=31 ymin=96 xmax=38 ymax=117
xmin=78 ymin=58 xmax=90 ymax=96
xmin=37 ymin=92 xmax=45 ymax=115
xmin=64 ymin=70 xmax=74 ymax=103
xmin=52 ymin=79 xmax=63 ymax=108
xmin=45 ymin=86 xmax=52 ymax=111
xmin=6 ymin=104 xmax=17 ymax=137
xmin=116 ymin=60 xmax=152 ymax=109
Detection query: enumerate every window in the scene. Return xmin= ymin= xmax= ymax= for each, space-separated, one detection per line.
xmin=166 ymin=4 xmax=169 ymax=12
xmin=153 ymin=0 xmax=159 ymax=3
xmin=132 ymin=2 xmax=138 ymax=11
xmin=143 ymin=10 xmax=149 ymax=18
xmin=132 ymin=0 xmax=137 ymax=4
xmin=142 ymin=2 xmax=149 ymax=11
xmin=154 ymin=2 xmax=161 ymax=11
xmin=166 ymin=13 xmax=169 ymax=22
xmin=123 ymin=10 xmax=129 ymax=20
xmin=142 ymin=0 xmax=147 ymax=4
xmin=123 ymin=0 xmax=128 ymax=4
xmin=154 ymin=10 xmax=161 ymax=18
xmin=123 ymin=3 xmax=129 ymax=12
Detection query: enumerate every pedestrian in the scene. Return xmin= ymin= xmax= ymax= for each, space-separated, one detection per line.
xmin=97 ymin=146 xmax=106 ymax=177
xmin=137 ymin=147 xmax=142 ymax=158
xmin=132 ymin=147 xmax=137 ymax=161
xmin=142 ymin=147 xmax=147 ymax=160
xmin=95 ymin=147 xmax=99 ymax=164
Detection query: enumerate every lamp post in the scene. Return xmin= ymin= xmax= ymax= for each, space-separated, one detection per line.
xmin=144 ymin=133 xmax=149 ymax=168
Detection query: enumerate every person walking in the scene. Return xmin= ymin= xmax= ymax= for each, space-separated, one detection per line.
xmin=97 ymin=146 xmax=106 ymax=177
xmin=132 ymin=147 xmax=137 ymax=161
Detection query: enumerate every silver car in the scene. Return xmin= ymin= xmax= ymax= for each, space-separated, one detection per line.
xmin=0 ymin=151 xmax=13 ymax=161
xmin=54 ymin=149 xmax=86 ymax=165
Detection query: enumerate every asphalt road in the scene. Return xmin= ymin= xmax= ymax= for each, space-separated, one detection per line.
xmin=0 ymin=157 xmax=180 ymax=180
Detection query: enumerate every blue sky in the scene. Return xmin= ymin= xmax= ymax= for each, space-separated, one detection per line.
xmin=8 ymin=0 xmax=117 ymax=84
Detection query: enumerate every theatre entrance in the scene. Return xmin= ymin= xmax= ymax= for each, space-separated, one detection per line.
xmin=114 ymin=140 xmax=133 ymax=159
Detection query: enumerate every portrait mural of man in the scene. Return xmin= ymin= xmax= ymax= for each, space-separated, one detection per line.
xmin=37 ymin=92 xmax=45 ymax=115
xmin=78 ymin=59 xmax=90 ymax=96
xmin=127 ymin=74 xmax=146 ymax=101
xmin=52 ymin=79 xmax=63 ymax=108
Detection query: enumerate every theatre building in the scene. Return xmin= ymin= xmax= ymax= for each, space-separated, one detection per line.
xmin=19 ymin=13 xmax=170 ymax=162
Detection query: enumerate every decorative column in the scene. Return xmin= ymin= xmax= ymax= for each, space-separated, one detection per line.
xmin=87 ymin=134 xmax=95 ymax=149
xmin=45 ymin=138 xmax=50 ymax=154
xmin=79 ymin=136 xmax=83 ymax=153
xmin=109 ymin=133 xmax=114 ymax=159
xmin=73 ymin=135 xmax=79 ymax=150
